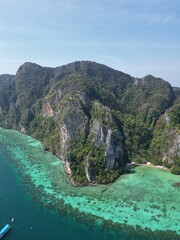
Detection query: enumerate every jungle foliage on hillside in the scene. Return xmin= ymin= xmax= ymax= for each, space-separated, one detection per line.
xmin=0 ymin=61 xmax=179 ymax=183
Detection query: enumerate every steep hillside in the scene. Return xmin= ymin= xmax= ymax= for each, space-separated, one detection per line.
xmin=0 ymin=61 xmax=179 ymax=184
xmin=0 ymin=74 xmax=14 ymax=83
xmin=0 ymin=74 xmax=16 ymax=127
xmin=148 ymin=87 xmax=180 ymax=174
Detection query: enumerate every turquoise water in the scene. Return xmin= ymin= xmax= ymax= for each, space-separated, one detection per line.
xmin=0 ymin=128 xmax=180 ymax=239
xmin=0 ymin=148 xmax=116 ymax=240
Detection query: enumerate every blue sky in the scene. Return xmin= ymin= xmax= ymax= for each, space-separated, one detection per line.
xmin=0 ymin=0 xmax=180 ymax=86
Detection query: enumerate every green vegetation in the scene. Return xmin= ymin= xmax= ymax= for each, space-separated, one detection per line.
xmin=69 ymin=141 xmax=120 ymax=184
xmin=91 ymin=101 xmax=117 ymax=130
xmin=28 ymin=114 xmax=60 ymax=155
xmin=122 ymin=114 xmax=152 ymax=163
xmin=0 ymin=61 xmax=179 ymax=184
xmin=170 ymin=157 xmax=180 ymax=175
xmin=169 ymin=104 xmax=180 ymax=128
xmin=147 ymin=117 xmax=168 ymax=165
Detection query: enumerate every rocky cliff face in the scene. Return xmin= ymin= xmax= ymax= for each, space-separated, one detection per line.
xmin=90 ymin=115 xmax=124 ymax=169
xmin=0 ymin=61 xmax=179 ymax=183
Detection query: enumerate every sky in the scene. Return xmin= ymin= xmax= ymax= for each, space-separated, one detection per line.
xmin=0 ymin=0 xmax=180 ymax=87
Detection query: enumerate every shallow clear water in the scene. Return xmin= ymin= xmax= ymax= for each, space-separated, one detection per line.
xmin=0 ymin=128 xmax=180 ymax=239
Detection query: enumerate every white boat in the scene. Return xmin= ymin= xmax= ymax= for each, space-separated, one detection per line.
xmin=0 ymin=224 xmax=11 ymax=239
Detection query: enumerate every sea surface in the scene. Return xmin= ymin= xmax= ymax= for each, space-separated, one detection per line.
xmin=0 ymin=128 xmax=180 ymax=240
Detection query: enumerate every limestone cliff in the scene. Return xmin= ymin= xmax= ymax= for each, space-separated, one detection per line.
xmin=90 ymin=108 xmax=124 ymax=170
xmin=0 ymin=61 xmax=179 ymax=183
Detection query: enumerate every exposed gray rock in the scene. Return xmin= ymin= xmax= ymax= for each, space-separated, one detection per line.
xmin=91 ymin=119 xmax=124 ymax=169
xmin=105 ymin=129 xmax=124 ymax=169
xmin=162 ymin=131 xmax=180 ymax=164
xmin=85 ymin=159 xmax=95 ymax=183
xmin=0 ymin=60 xmax=179 ymax=183
xmin=91 ymin=119 xmax=108 ymax=146
xmin=60 ymin=109 xmax=89 ymax=161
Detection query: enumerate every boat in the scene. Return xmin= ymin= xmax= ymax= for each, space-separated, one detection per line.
xmin=0 ymin=224 xmax=11 ymax=239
